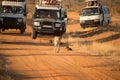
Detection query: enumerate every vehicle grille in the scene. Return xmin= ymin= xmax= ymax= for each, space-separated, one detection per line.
xmin=42 ymin=21 xmax=54 ymax=26
xmin=85 ymin=20 xmax=94 ymax=24
xmin=40 ymin=21 xmax=54 ymax=33
xmin=3 ymin=18 xmax=17 ymax=25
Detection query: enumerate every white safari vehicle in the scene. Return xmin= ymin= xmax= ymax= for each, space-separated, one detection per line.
xmin=32 ymin=0 xmax=67 ymax=53
xmin=80 ymin=0 xmax=110 ymax=28
xmin=0 ymin=1 xmax=26 ymax=34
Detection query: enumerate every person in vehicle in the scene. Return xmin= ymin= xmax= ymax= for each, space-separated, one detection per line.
xmin=87 ymin=1 xmax=100 ymax=6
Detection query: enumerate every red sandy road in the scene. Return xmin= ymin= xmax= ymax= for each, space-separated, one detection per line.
xmin=0 ymin=27 xmax=120 ymax=80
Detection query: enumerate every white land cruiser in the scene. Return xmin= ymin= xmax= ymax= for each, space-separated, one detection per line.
xmin=80 ymin=6 xmax=110 ymax=28
xmin=0 ymin=1 xmax=26 ymax=34
xmin=32 ymin=5 xmax=67 ymax=39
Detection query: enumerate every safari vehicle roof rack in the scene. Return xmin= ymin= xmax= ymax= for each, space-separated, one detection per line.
xmin=39 ymin=0 xmax=62 ymax=6
xmin=4 ymin=0 xmax=25 ymax=2
xmin=35 ymin=0 xmax=63 ymax=10
xmin=2 ymin=1 xmax=24 ymax=7
xmin=35 ymin=4 xmax=62 ymax=10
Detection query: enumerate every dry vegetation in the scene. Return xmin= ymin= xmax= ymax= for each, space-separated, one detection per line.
xmin=26 ymin=0 xmax=120 ymax=15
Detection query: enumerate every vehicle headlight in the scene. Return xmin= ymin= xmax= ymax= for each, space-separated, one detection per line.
xmin=55 ymin=23 xmax=62 ymax=27
xmin=80 ymin=20 xmax=85 ymax=23
xmin=18 ymin=19 xmax=23 ymax=22
xmin=34 ymin=22 xmax=40 ymax=26
xmin=0 ymin=18 xmax=3 ymax=21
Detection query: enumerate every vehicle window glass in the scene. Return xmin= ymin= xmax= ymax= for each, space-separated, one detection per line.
xmin=81 ymin=8 xmax=99 ymax=16
xmin=35 ymin=9 xmax=60 ymax=19
xmin=1 ymin=6 xmax=24 ymax=14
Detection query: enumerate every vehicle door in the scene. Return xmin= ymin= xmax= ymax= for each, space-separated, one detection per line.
xmin=105 ymin=7 xmax=110 ymax=24
xmin=99 ymin=6 xmax=104 ymax=25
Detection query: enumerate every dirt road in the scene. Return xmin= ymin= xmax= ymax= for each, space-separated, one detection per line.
xmin=0 ymin=12 xmax=120 ymax=80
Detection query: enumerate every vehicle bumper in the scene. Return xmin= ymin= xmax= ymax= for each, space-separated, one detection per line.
xmin=33 ymin=26 xmax=64 ymax=34
xmin=0 ymin=22 xmax=25 ymax=29
xmin=80 ymin=20 xmax=100 ymax=27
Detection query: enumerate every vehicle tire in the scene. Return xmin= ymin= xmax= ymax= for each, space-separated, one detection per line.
xmin=108 ymin=20 xmax=110 ymax=25
xmin=20 ymin=28 xmax=25 ymax=34
xmin=20 ymin=25 xmax=26 ymax=34
xmin=31 ymin=29 xmax=37 ymax=39
xmin=2 ymin=29 xmax=5 ymax=32
xmin=64 ymin=28 xmax=66 ymax=33
xmin=0 ymin=29 xmax=2 ymax=33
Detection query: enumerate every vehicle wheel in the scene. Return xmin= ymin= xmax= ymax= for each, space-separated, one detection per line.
xmin=64 ymin=28 xmax=66 ymax=33
xmin=31 ymin=29 xmax=37 ymax=39
xmin=2 ymin=29 xmax=5 ymax=32
xmin=20 ymin=28 xmax=25 ymax=34
xmin=20 ymin=25 xmax=26 ymax=34
xmin=108 ymin=20 xmax=110 ymax=25
xmin=0 ymin=29 xmax=2 ymax=33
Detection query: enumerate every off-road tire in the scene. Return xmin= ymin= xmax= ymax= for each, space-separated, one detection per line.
xmin=20 ymin=25 xmax=26 ymax=34
xmin=20 ymin=28 xmax=25 ymax=34
xmin=0 ymin=29 xmax=2 ymax=33
xmin=31 ymin=29 xmax=37 ymax=39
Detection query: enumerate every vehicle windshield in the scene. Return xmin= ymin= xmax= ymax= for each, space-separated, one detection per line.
xmin=1 ymin=6 xmax=24 ymax=14
xmin=34 ymin=9 xmax=60 ymax=19
xmin=81 ymin=8 xmax=100 ymax=16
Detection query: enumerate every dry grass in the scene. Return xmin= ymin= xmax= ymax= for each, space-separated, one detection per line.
xmin=67 ymin=37 xmax=120 ymax=56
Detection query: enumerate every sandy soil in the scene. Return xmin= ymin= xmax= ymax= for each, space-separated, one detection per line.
xmin=0 ymin=12 xmax=120 ymax=80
